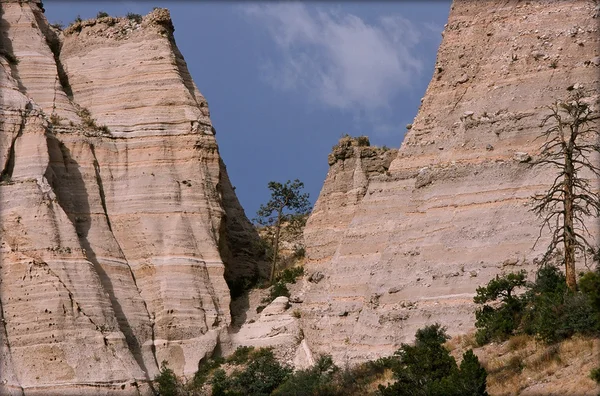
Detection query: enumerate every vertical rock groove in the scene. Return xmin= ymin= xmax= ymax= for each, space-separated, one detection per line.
xmin=0 ymin=108 xmax=28 ymax=181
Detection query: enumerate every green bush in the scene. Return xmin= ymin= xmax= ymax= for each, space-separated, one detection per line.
xmin=273 ymin=355 xmax=338 ymax=396
xmin=475 ymin=265 xmax=600 ymax=346
xmin=210 ymin=368 xmax=230 ymax=396
xmin=293 ymin=245 xmax=306 ymax=259
xmin=96 ymin=11 xmax=109 ymax=18
xmin=210 ymin=348 xmax=292 ymax=396
xmin=474 ymin=271 xmax=527 ymax=345
xmin=263 ymin=281 xmax=290 ymax=304
xmin=226 ymin=346 xmax=255 ymax=365
xmin=451 ymin=350 xmax=488 ymax=396
xmin=522 ymin=265 xmax=599 ymax=343
xmin=126 ymin=12 xmax=143 ymax=23
xmin=192 ymin=355 xmax=225 ymax=389
xmin=379 ymin=324 xmax=488 ymax=396
xmin=154 ymin=361 xmax=180 ymax=396
xmin=580 ymin=268 xmax=600 ymax=311
xmin=591 ymin=366 xmax=600 ymax=384
xmin=356 ymin=136 xmax=370 ymax=146
xmin=276 ymin=266 xmax=304 ymax=284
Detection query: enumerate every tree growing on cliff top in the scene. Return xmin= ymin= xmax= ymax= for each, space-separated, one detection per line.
xmin=255 ymin=179 xmax=311 ymax=284
xmin=532 ymin=89 xmax=600 ymax=291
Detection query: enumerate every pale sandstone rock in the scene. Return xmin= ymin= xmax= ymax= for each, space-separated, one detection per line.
xmin=0 ymin=1 xmax=264 ymax=393
xmin=230 ymin=295 xmax=302 ymax=366
xmin=302 ymin=0 xmax=599 ymax=366
xmin=261 ymin=296 xmax=290 ymax=316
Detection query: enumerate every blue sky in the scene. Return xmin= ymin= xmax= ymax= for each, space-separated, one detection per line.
xmin=44 ymin=1 xmax=451 ymax=220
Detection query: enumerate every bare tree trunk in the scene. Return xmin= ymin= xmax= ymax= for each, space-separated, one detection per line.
xmin=563 ymin=142 xmax=577 ymax=291
xmin=269 ymin=209 xmax=282 ymax=284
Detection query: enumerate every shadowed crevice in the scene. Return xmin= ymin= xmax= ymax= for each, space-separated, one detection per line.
xmin=0 ymin=107 xmax=29 ymax=182
xmin=44 ymin=134 xmax=158 ymax=386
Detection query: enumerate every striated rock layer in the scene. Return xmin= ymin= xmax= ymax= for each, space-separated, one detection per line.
xmin=303 ymin=0 xmax=600 ymax=365
xmin=0 ymin=1 xmax=264 ymax=394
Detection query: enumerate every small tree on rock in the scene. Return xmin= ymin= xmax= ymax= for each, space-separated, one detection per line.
xmin=532 ymin=89 xmax=599 ymax=291
xmin=256 ymin=179 xmax=311 ymax=283
xmin=473 ymin=271 xmax=528 ymax=345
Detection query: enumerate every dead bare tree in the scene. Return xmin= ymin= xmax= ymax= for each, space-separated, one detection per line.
xmin=532 ymin=90 xmax=600 ymax=291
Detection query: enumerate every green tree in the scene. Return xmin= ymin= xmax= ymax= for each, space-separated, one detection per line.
xmin=154 ymin=360 xmax=180 ymax=396
xmin=474 ymin=266 xmax=600 ymax=345
xmin=272 ymin=355 xmax=339 ymax=396
xmin=522 ymin=265 xmax=599 ymax=343
xmin=210 ymin=348 xmax=292 ymax=396
xmin=379 ymin=324 xmax=458 ymax=396
xmin=453 ymin=350 xmax=488 ymax=396
xmin=255 ymin=179 xmax=311 ymax=283
xmin=379 ymin=325 xmax=489 ymax=396
xmin=473 ymin=271 xmax=528 ymax=345
xmin=579 ymin=267 xmax=600 ymax=312
xmin=532 ymin=90 xmax=600 ymax=291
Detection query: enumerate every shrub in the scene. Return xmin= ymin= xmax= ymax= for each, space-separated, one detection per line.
xmin=50 ymin=22 xmax=64 ymax=30
xmin=226 ymin=346 xmax=255 ymax=365
xmin=293 ymin=245 xmax=306 ymax=259
xmin=154 ymin=361 xmax=180 ymax=396
xmin=475 ymin=265 xmax=600 ymax=346
xmin=273 ymin=355 xmax=338 ymax=396
xmin=522 ymin=266 xmax=599 ymax=343
xmin=126 ymin=12 xmax=143 ymax=23
xmin=356 ymin=135 xmax=370 ymax=146
xmin=210 ymin=368 xmax=230 ymax=396
xmin=378 ymin=324 xmax=489 ymax=396
xmin=506 ymin=334 xmax=529 ymax=351
xmin=192 ymin=356 xmax=225 ymax=389
xmin=96 ymin=11 xmax=109 ymax=18
xmin=433 ymin=350 xmax=488 ymax=396
xmin=455 ymin=350 xmax=488 ymax=396
xmin=379 ymin=324 xmax=457 ymax=395
xmin=49 ymin=113 xmax=63 ymax=125
xmin=262 ymin=281 xmax=290 ymax=304
xmin=591 ymin=366 xmax=600 ymax=384
xmin=579 ymin=268 xmax=600 ymax=311
xmin=276 ymin=266 xmax=304 ymax=284
xmin=473 ymin=271 xmax=527 ymax=345
xmin=98 ymin=124 xmax=111 ymax=134
xmin=211 ymin=348 xmax=292 ymax=396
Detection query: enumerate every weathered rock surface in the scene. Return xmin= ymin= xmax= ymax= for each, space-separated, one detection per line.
xmin=302 ymin=0 xmax=599 ymax=365
xmin=230 ymin=296 xmax=301 ymax=356
xmin=0 ymin=1 xmax=264 ymax=394
xmin=228 ymin=284 xmax=311 ymax=369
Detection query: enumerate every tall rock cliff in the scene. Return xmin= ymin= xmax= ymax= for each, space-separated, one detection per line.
xmin=0 ymin=1 xmax=264 ymax=394
xmin=303 ymin=0 xmax=599 ymax=364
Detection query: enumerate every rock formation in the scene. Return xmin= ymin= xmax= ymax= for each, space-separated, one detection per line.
xmin=1 ymin=0 xmax=599 ymax=393
xmin=0 ymin=1 xmax=263 ymax=394
xmin=303 ymin=0 xmax=599 ymax=365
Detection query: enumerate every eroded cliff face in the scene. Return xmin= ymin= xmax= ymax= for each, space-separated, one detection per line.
xmin=303 ymin=0 xmax=599 ymax=365
xmin=0 ymin=1 xmax=263 ymax=394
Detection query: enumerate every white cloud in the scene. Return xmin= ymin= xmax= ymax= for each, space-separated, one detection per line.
xmin=241 ymin=4 xmax=424 ymax=113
